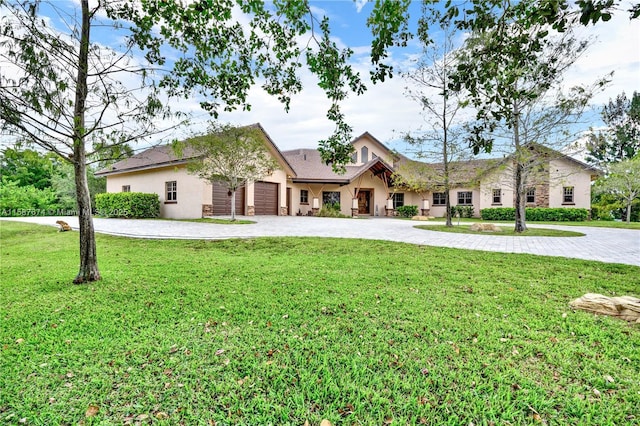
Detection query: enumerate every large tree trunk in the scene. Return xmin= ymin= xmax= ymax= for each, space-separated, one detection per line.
xmin=625 ymin=200 xmax=632 ymax=224
xmin=514 ymin=161 xmax=527 ymax=233
xmin=72 ymin=0 xmax=100 ymax=283
xmin=73 ymin=160 xmax=100 ymax=283
xmin=512 ymin=98 xmax=527 ymax=233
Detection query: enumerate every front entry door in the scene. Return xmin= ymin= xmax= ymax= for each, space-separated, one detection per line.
xmin=358 ymin=190 xmax=370 ymax=214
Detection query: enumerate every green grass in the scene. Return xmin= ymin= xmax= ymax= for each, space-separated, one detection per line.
xmin=430 ymin=217 xmax=640 ymax=230
xmin=1 ymin=222 xmax=639 ymax=425
xmin=415 ymin=224 xmax=585 ymax=237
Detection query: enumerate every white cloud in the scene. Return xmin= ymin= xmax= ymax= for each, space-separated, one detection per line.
xmin=354 ymin=0 xmax=368 ymax=14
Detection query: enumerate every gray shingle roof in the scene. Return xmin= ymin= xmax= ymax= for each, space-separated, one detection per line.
xmin=282 ymin=149 xmax=394 ymax=183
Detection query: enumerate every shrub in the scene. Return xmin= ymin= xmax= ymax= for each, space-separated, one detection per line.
xmin=396 ymin=205 xmax=418 ymax=218
xmin=317 ymin=202 xmax=349 ymax=218
xmin=480 ymin=208 xmax=516 ymax=221
xmin=480 ymin=207 xmax=589 ymax=221
xmin=451 ymin=205 xmax=475 ymax=218
xmin=95 ymin=192 xmax=160 ymax=218
xmin=0 ymin=179 xmax=58 ymax=215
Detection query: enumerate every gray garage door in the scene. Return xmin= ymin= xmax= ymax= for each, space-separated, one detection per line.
xmin=254 ymin=181 xmax=278 ymax=215
xmin=212 ymin=182 xmax=245 ymax=216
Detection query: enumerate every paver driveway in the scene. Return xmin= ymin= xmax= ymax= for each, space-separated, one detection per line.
xmin=3 ymin=216 xmax=639 ymax=266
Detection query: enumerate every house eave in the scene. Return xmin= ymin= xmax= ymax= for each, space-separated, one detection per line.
xmin=95 ymin=159 xmax=190 ymax=177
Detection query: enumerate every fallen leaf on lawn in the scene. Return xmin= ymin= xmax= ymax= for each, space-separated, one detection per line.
xmin=593 ymin=388 xmax=601 ymax=397
xmin=215 ymin=349 xmax=225 ymax=356
xmin=532 ymin=413 xmax=542 ymax=422
xmin=169 ymin=346 xmax=178 ymax=354
xmin=304 ymin=421 xmax=310 ymax=426
xmin=320 ymin=420 xmax=332 ymax=426
xmin=155 ymin=412 xmax=169 ymax=420
xmin=85 ymin=405 xmax=99 ymax=417
xmin=66 ymin=372 xmax=74 ymax=378
xmin=136 ymin=413 xmax=149 ymax=420
xmin=16 ymin=338 xmax=24 ymax=344
xmin=420 ymin=368 xmax=429 ymax=376
xmin=605 ymin=375 xmax=615 ymax=383
xmin=384 ymin=417 xmax=393 ymax=424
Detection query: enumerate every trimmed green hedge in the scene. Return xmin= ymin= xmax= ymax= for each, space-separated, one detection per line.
xmin=481 ymin=207 xmax=589 ymax=222
xmin=396 ymin=205 xmax=418 ymax=218
xmin=95 ymin=192 xmax=160 ymax=218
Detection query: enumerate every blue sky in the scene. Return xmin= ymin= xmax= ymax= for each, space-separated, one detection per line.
xmin=4 ymin=0 xmax=640 ymax=158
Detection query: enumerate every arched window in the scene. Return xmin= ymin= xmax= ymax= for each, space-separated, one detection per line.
xmin=361 ymin=146 xmax=369 ymax=163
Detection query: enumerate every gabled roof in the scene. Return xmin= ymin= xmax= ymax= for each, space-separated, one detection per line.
xmin=95 ymin=123 xmax=296 ymax=177
xmin=282 ymin=148 xmax=394 ymax=185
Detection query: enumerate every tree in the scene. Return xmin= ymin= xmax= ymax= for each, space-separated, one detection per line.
xmin=0 ymin=146 xmax=59 ymax=190
xmin=1 ymin=0 xmax=174 ymax=283
xmin=396 ymin=12 xmax=470 ymax=227
xmin=586 ymin=91 xmax=640 ymax=166
xmin=177 ymin=124 xmax=279 ymax=221
xmin=594 ymin=157 xmax=640 ymax=223
xmin=3 ymin=0 xmax=389 ymax=283
xmin=111 ymin=0 xmax=378 ymax=171
xmin=446 ymin=1 xmax=603 ymax=233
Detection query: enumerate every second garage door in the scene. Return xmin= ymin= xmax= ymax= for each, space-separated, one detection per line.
xmin=254 ymin=181 xmax=278 ymax=215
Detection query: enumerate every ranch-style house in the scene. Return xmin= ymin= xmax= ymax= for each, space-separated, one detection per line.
xmin=95 ymin=124 xmax=599 ymax=219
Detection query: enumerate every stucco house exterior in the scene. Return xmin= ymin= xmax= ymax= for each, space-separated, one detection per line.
xmin=96 ymin=124 xmax=600 ymax=219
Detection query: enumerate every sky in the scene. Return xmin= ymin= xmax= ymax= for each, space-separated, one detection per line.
xmin=215 ymin=1 xmax=640 ymax=155
xmin=2 ymin=0 xmax=640 ymax=158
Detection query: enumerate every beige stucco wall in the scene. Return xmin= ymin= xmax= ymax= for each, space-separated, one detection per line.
xmin=479 ymin=166 xmax=516 ymax=209
xmin=548 ymin=159 xmax=592 ymax=209
xmin=427 ymin=188 xmax=481 ymax=218
xmin=106 ymin=164 xmax=290 ymax=219
xmin=105 ymin=165 xmax=211 ymax=219
xmin=350 ymin=135 xmax=394 ymax=166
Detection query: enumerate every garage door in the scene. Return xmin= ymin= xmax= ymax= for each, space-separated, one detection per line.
xmin=254 ymin=181 xmax=278 ymax=215
xmin=212 ymin=182 xmax=245 ymax=216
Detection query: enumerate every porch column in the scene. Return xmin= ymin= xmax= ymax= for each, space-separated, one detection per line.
xmin=385 ymin=198 xmax=395 ymax=216
xmin=312 ymin=197 xmax=320 ymax=216
xmin=421 ymin=199 xmax=430 ymax=217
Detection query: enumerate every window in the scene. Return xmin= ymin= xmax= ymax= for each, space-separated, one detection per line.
xmin=300 ymin=189 xmax=309 ymax=204
xmin=361 ymin=146 xmax=369 ymax=163
xmin=351 ymin=152 xmax=357 ymax=164
xmin=526 ymin=187 xmax=536 ymax=204
xmin=390 ymin=192 xmax=404 ymax=209
xmin=165 ymin=181 xmax=177 ymax=202
xmin=457 ymin=191 xmax=473 ymax=205
xmin=563 ymin=186 xmax=574 ymax=204
xmin=492 ymin=189 xmax=501 ymax=204
xmin=122 ymin=185 xmax=131 ymax=192
xmin=322 ymin=191 xmax=341 ymax=206
xmin=433 ymin=192 xmax=446 ymax=206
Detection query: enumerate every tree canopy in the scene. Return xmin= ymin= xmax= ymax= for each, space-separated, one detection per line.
xmin=586 ymin=91 xmax=640 ymax=166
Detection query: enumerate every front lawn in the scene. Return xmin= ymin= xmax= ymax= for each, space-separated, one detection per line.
xmin=1 ymin=222 xmax=638 ymax=425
